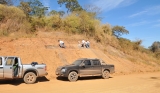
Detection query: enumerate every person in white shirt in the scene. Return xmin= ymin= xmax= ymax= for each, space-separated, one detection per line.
xmin=82 ymin=40 xmax=85 ymax=48
xmin=58 ymin=40 xmax=65 ymax=48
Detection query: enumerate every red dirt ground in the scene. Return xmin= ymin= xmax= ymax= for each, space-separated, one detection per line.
xmin=0 ymin=31 xmax=160 ymax=93
xmin=0 ymin=31 xmax=159 ymax=79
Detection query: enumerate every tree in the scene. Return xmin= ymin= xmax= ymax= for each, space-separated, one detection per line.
xmin=48 ymin=10 xmax=58 ymax=16
xmin=150 ymin=41 xmax=160 ymax=52
xmin=112 ymin=25 xmax=129 ymax=38
xmin=19 ymin=0 xmax=48 ymax=18
xmin=57 ymin=0 xmax=83 ymax=13
xmin=133 ymin=39 xmax=142 ymax=51
xmin=0 ymin=0 xmax=7 ymax=5
xmin=48 ymin=10 xmax=65 ymax=17
xmin=58 ymin=11 xmax=65 ymax=17
xmin=0 ymin=0 xmax=13 ymax=5
xmin=28 ymin=0 xmax=48 ymax=17
xmin=102 ymin=24 xmax=112 ymax=35
xmin=19 ymin=2 xmax=31 ymax=19
xmin=84 ymin=4 xmax=102 ymax=20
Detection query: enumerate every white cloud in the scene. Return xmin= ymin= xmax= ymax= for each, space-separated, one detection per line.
xmin=91 ymin=0 xmax=137 ymax=12
xmin=153 ymin=24 xmax=160 ymax=27
xmin=147 ymin=5 xmax=160 ymax=15
xmin=129 ymin=5 xmax=160 ymax=18
xmin=129 ymin=11 xmax=147 ymax=18
xmin=127 ymin=21 xmax=149 ymax=27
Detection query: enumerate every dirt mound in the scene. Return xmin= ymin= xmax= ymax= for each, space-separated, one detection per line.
xmin=0 ymin=32 xmax=159 ymax=80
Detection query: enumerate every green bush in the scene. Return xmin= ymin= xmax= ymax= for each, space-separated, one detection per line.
xmin=31 ymin=17 xmax=46 ymax=28
xmin=0 ymin=4 xmax=31 ymax=35
xmin=64 ymin=13 xmax=81 ymax=34
xmin=46 ymin=14 xmax=63 ymax=31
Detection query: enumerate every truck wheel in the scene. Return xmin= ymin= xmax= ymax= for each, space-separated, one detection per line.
xmin=23 ymin=72 xmax=37 ymax=84
xmin=102 ymin=70 xmax=110 ymax=79
xmin=68 ymin=71 xmax=78 ymax=82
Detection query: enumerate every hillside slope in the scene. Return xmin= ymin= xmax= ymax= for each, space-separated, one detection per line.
xmin=0 ymin=31 xmax=159 ymax=79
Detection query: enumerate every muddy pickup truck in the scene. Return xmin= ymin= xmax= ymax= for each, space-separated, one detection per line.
xmin=0 ymin=56 xmax=48 ymax=84
xmin=56 ymin=58 xmax=115 ymax=82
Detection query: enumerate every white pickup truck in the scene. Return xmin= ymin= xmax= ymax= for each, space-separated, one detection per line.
xmin=0 ymin=56 xmax=48 ymax=84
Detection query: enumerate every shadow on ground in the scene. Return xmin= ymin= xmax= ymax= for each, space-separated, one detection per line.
xmin=37 ymin=76 xmax=50 ymax=82
xmin=0 ymin=79 xmax=24 ymax=86
xmin=150 ymin=77 xmax=160 ymax=80
xmin=0 ymin=76 xmax=49 ymax=86
xmin=56 ymin=76 xmax=113 ymax=82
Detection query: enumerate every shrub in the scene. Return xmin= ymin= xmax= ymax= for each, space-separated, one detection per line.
xmin=46 ymin=14 xmax=63 ymax=31
xmin=0 ymin=4 xmax=31 ymax=35
xmin=63 ymin=13 xmax=81 ymax=34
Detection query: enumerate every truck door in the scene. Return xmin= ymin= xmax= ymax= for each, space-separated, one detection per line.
xmin=0 ymin=57 xmax=3 ymax=79
xmin=3 ymin=57 xmax=15 ymax=78
xmin=79 ymin=60 xmax=93 ymax=76
xmin=91 ymin=60 xmax=102 ymax=75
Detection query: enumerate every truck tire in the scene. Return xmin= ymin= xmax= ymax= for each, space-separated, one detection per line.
xmin=68 ymin=71 xmax=78 ymax=82
xmin=102 ymin=70 xmax=110 ymax=79
xmin=23 ymin=72 xmax=37 ymax=84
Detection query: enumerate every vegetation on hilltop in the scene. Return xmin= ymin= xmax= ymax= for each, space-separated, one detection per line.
xmin=0 ymin=0 xmax=160 ymax=61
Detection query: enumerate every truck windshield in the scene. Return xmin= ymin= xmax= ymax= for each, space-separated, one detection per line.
xmin=71 ymin=60 xmax=83 ymax=65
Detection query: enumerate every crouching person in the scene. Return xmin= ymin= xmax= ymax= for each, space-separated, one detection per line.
xmin=86 ymin=40 xmax=90 ymax=48
xmin=58 ymin=40 xmax=65 ymax=48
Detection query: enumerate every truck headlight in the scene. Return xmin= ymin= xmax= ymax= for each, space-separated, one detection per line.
xmin=61 ymin=68 xmax=66 ymax=72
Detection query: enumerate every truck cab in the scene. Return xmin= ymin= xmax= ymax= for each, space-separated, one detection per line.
xmin=0 ymin=56 xmax=21 ymax=79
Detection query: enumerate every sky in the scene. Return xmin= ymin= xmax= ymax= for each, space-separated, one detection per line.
xmin=40 ymin=0 xmax=160 ymax=48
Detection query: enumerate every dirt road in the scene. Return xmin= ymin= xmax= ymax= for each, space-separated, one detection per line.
xmin=0 ymin=72 xmax=160 ymax=93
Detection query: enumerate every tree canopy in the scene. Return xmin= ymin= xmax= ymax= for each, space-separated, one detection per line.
xmin=112 ymin=25 xmax=129 ymax=38
xmin=0 ymin=0 xmax=13 ymax=5
xmin=48 ymin=10 xmax=65 ymax=17
xmin=150 ymin=41 xmax=160 ymax=52
xmin=19 ymin=0 xmax=48 ymax=17
xmin=57 ymin=0 xmax=83 ymax=13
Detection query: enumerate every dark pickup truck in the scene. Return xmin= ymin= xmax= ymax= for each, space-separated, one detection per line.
xmin=56 ymin=58 xmax=115 ymax=82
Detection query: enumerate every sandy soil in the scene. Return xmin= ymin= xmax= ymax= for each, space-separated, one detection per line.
xmin=0 ymin=72 xmax=160 ymax=93
xmin=0 ymin=31 xmax=160 ymax=92
xmin=0 ymin=35 xmax=159 ymax=79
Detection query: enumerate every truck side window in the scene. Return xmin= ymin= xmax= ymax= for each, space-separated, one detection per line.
xmin=92 ymin=60 xmax=100 ymax=65
xmin=6 ymin=57 xmax=14 ymax=65
xmin=84 ymin=60 xmax=91 ymax=66
xmin=0 ymin=58 xmax=2 ymax=65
